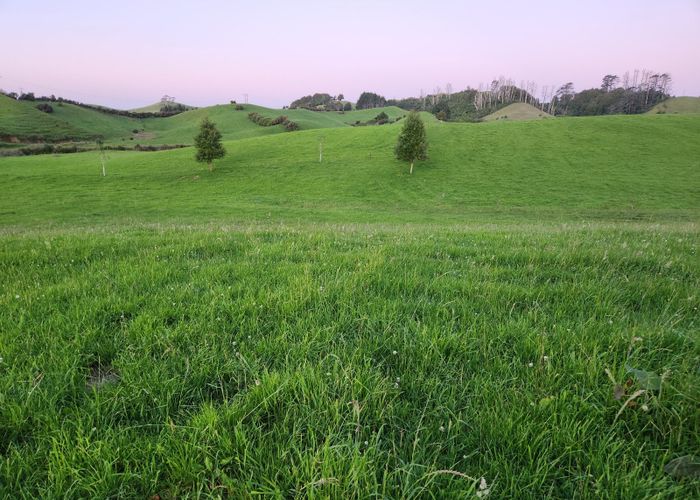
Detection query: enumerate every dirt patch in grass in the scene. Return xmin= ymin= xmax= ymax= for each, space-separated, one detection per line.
xmin=86 ymin=363 xmax=120 ymax=389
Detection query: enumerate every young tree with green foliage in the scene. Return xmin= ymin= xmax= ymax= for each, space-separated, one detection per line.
xmin=394 ymin=111 xmax=427 ymax=174
xmin=194 ymin=118 xmax=225 ymax=171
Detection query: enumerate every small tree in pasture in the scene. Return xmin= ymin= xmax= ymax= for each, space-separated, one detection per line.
xmin=394 ymin=111 xmax=427 ymax=174
xmin=194 ymin=118 xmax=226 ymax=171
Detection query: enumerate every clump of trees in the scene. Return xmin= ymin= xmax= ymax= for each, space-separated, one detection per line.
xmin=389 ymin=81 xmax=537 ymax=121
xmin=388 ymin=70 xmax=672 ymax=121
xmin=395 ymin=111 xmax=427 ymax=174
xmin=160 ymin=103 xmax=189 ymax=113
xmin=248 ymin=112 xmax=299 ymax=132
xmin=194 ymin=118 xmax=225 ymax=171
xmin=356 ymin=92 xmax=387 ymax=110
xmin=289 ymin=93 xmax=349 ymax=111
xmin=352 ymin=111 xmax=402 ymax=126
xmin=556 ymin=71 xmax=671 ymax=115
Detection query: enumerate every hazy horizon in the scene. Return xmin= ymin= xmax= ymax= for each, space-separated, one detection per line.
xmin=2 ymin=0 xmax=699 ymax=109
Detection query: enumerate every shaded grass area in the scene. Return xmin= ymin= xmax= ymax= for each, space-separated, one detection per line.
xmin=0 ymin=225 xmax=698 ymax=497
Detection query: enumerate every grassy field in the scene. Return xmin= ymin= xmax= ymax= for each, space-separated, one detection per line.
xmin=648 ymin=96 xmax=700 ymax=115
xmin=1 ymin=111 xmax=699 ymax=497
xmin=0 ymin=113 xmax=698 ymax=227
xmin=483 ymin=103 xmax=551 ymax=122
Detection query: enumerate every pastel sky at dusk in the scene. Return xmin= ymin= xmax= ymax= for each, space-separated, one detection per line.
xmin=2 ymin=0 xmax=699 ymax=109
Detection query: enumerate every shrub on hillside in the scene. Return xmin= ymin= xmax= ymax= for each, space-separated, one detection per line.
xmin=374 ymin=111 xmax=389 ymax=124
xmin=284 ymin=121 xmax=300 ymax=132
xmin=36 ymin=103 xmax=54 ymax=113
xmin=248 ymin=112 xmax=289 ymax=127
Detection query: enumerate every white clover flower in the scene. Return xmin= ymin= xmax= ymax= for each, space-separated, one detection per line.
xmin=476 ymin=477 xmax=490 ymax=498
xmin=528 ymin=362 xmax=534 ymax=368
xmin=392 ymin=350 xmax=398 ymax=355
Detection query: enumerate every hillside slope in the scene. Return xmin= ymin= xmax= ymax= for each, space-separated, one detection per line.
xmin=0 ymin=94 xmax=141 ymax=143
xmin=139 ymin=105 xmax=409 ymax=144
xmin=483 ymin=102 xmax=551 ymax=121
xmin=648 ymin=96 xmax=700 ymax=114
xmin=0 ymin=94 xmax=409 ymax=146
xmin=1 ymin=114 xmax=697 ymax=226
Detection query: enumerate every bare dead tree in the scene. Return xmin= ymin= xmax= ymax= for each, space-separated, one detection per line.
xmin=621 ymin=71 xmax=630 ymax=89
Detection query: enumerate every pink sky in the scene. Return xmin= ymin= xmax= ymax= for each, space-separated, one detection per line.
xmin=2 ymin=0 xmax=699 ymax=109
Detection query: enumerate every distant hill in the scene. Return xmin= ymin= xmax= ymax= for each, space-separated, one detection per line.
xmin=0 ymin=95 xmax=409 ymax=147
xmin=648 ymin=97 xmax=700 ymax=114
xmin=130 ymin=101 xmax=194 ymax=113
xmin=482 ymin=103 xmax=551 ymax=122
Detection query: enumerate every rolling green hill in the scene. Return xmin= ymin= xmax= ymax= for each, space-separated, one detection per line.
xmin=648 ymin=96 xmax=700 ymax=114
xmin=482 ymin=102 xmax=552 ymax=121
xmin=138 ymin=104 xmax=410 ymax=144
xmin=0 ymin=94 xmax=410 ymax=146
xmin=1 ymin=113 xmax=697 ymax=227
xmin=0 ymin=94 xmax=140 ymax=143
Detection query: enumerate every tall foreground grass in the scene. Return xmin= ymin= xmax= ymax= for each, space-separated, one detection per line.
xmin=1 ymin=224 xmax=698 ymax=497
